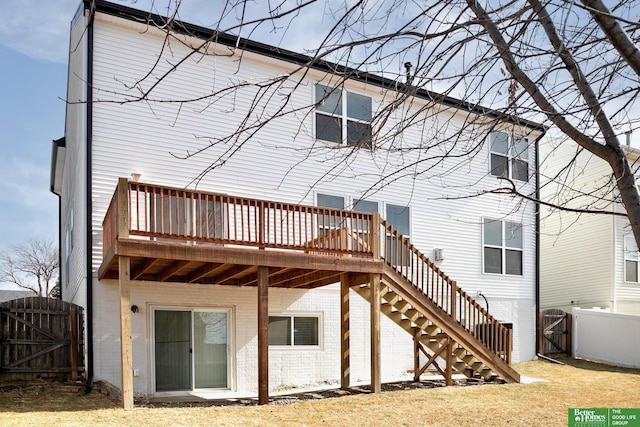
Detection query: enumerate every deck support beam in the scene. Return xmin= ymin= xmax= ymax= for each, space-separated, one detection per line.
xmin=340 ymin=273 xmax=350 ymax=389
xmin=369 ymin=273 xmax=381 ymax=393
xmin=119 ymin=256 xmax=134 ymax=409
xmin=257 ymin=266 xmax=269 ymax=405
xmin=413 ymin=329 xmax=421 ymax=382
xmin=445 ymin=337 xmax=453 ymax=386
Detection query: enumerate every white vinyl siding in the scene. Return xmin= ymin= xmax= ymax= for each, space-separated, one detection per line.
xmin=87 ymin=14 xmax=538 ymax=291
xmin=79 ymin=11 xmax=543 ymax=395
xmin=539 ymin=139 xmax=616 ymax=311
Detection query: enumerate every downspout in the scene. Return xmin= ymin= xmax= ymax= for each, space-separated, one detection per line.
xmin=534 ymin=127 xmax=546 ymax=357
xmin=57 ymin=195 xmax=62 ymax=299
xmin=85 ymin=2 xmax=95 ymax=393
xmin=612 ymin=206 xmax=617 ymax=312
xmin=52 ymin=187 xmax=62 ymax=300
xmin=50 ymin=138 xmax=65 ymax=300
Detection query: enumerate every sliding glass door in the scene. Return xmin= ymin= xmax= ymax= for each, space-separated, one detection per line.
xmin=154 ymin=308 xmax=230 ymax=392
xmin=194 ymin=311 xmax=228 ymax=388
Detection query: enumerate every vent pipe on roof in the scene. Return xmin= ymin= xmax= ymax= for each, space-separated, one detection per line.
xmin=626 ymin=130 xmax=632 ymax=146
xmin=404 ymin=62 xmax=413 ymax=86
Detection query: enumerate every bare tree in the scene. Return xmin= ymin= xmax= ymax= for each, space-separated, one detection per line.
xmin=92 ymin=0 xmax=640 ymax=239
xmin=0 ymin=238 xmax=59 ymax=297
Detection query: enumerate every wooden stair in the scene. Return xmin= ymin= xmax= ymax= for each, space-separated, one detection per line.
xmin=352 ymin=264 xmax=520 ymax=383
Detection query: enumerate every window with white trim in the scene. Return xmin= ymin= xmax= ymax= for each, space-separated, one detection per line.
xmin=315 ymin=84 xmax=372 ymax=148
xmin=352 ymin=199 xmax=379 ymax=250
xmin=386 ymin=204 xmax=411 ymax=267
xmin=624 ymin=235 xmax=640 ymax=283
xmin=489 ymin=131 xmax=529 ymax=182
xmin=483 ymin=219 xmax=523 ymax=275
xmin=317 ymin=193 xmax=344 ymax=235
xmin=268 ymin=315 xmax=320 ymax=346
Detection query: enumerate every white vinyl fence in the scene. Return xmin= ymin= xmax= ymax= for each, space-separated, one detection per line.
xmin=572 ymin=307 xmax=640 ymax=369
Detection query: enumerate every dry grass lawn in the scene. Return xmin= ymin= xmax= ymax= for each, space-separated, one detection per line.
xmin=1 ymin=358 xmax=639 ymax=426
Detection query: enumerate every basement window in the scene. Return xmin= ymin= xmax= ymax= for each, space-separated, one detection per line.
xmin=268 ymin=315 xmax=320 ymax=347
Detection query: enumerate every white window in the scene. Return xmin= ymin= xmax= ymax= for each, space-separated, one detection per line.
xmin=268 ymin=314 xmax=320 ymax=347
xmin=625 ymin=235 xmax=640 ymax=283
xmin=386 ymin=204 xmax=410 ymax=236
xmin=315 ymin=84 xmax=372 ymax=148
xmin=386 ymin=204 xmax=411 ymax=267
xmin=483 ymin=219 xmax=523 ymax=275
xmin=353 ymin=199 xmax=379 ymax=249
xmin=489 ymin=131 xmax=529 ymax=182
xmin=317 ymin=195 xmax=411 ymax=263
xmin=317 ymin=193 xmax=345 ymax=234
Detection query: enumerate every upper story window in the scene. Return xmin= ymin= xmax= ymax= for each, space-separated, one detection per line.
xmin=315 ymin=84 xmax=372 ymax=148
xmin=483 ymin=219 xmax=523 ymax=275
xmin=624 ymin=235 xmax=640 ymax=283
xmin=489 ymin=131 xmax=529 ymax=182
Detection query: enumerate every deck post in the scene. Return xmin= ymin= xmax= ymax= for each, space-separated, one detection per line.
xmin=340 ymin=273 xmax=350 ymax=389
xmin=257 ymin=266 xmax=269 ymax=404
xmin=119 ymin=256 xmax=134 ymax=409
xmin=566 ymin=314 xmax=572 ymax=358
xmin=70 ymin=305 xmax=78 ymax=380
xmin=413 ymin=329 xmax=421 ymax=382
xmin=369 ymin=273 xmax=381 ymax=393
xmin=117 ymin=177 xmax=130 ymax=239
xmin=445 ymin=337 xmax=453 ymax=386
xmin=371 ymin=213 xmax=381 ymax=260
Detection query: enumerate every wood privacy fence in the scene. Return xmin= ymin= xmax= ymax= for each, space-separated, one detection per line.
xmin=538 ymin=309 xmax=571 ymax=357
xmin=0 ymin=297 xmax=84 ymax=379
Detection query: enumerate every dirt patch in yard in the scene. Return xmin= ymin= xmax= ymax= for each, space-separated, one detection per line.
xmin=136 ymin=376 xmax=500 ymax=408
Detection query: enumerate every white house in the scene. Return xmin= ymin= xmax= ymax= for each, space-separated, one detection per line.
xmin=51 ymin=0 xmax=545 ymax=408
xmin=540 ymin=139 xmax=640 ymax=315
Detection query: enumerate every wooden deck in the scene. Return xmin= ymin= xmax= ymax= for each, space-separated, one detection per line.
xmin=99 ymin=179 xmax=383 ymax=288
xmin=100 ymin=178 xmax=518 ymax=409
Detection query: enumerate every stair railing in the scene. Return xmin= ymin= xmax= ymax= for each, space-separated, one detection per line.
xmin=379 ymin=218 xmax=512 ymax=363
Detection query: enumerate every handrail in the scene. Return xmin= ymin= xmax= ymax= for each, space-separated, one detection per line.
xmin=100 ymin=179 xmax=512 ymax=363
xmin=379 ymin=219 xmax=512 ymax=363
xmin=102 ymin=180 xmax=375 ymax=257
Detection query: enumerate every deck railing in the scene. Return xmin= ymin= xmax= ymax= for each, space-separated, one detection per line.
xmin=381 ymin=219 xmax=512 ymax=363
xmin=102 ymin=179 xmax=511 ymax=362
xmin=102 ymin=179 xmax=375 ymax=258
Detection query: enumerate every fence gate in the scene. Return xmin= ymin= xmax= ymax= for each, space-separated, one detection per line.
xmin=0 ymin=297 xmax=84 ymax=379
xmin=538 ymin=309 xmax=571 ymax=357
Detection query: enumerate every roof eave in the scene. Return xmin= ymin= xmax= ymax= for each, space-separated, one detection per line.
xmin=86 ymin=0 xmax=544 ymax=132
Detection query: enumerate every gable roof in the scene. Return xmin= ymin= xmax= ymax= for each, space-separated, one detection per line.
xmin=84 ymin=0 xmax=544 ymax=133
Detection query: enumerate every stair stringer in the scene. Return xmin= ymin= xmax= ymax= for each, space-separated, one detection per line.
xmin=381 ymin=265 xmax=520 ymax=383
